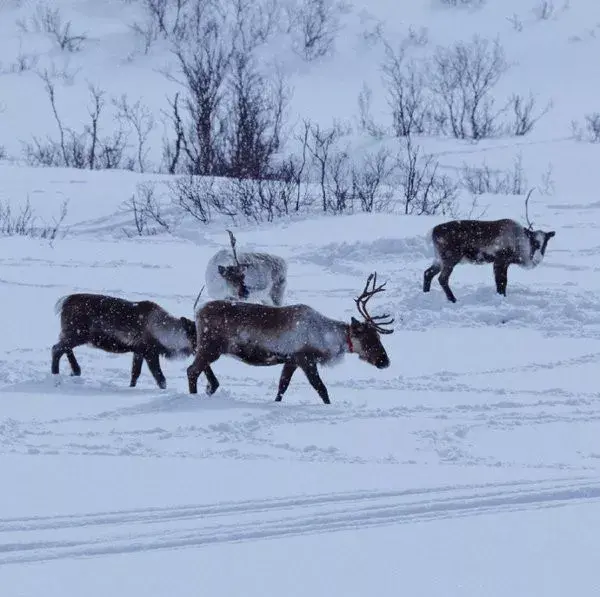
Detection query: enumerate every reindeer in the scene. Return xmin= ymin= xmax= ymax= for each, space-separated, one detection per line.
xmin=205 ymin=230 xmax=288 ymax=306
xmin=423 ymin=190 xmax=556 ymax=303
xmin=51 ymin=293 xmax=197 ymax=389
xmin=187 ymin=272 xmax=394 ymax=404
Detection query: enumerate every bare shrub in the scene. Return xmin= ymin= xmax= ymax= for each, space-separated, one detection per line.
xmin=287 ymin=120 xmax=313 ymax=211
xmin=0 ymin=199 xmax=36 ymax=236
xmin=381 ymin=40 xmax=430 ymax=137
xmin=129 ymin=18 xmax=161 ymax=55
xmin=122 ymin=181 xmax=173 ymax=236
xmin=351 ymin=147 xmax=395 ymax=213
xmin=404 ymin=26 xmax=429 ymax=48
xmin=142 ymin=0 xmax=189 ymax=39
xmin=377 ymin=33 xmax=549 ymax=140
xmin=506 ymin=13 xmax=524 ymax=32
xmin=357 ymin=83 xmax=386 ymax=138
xmin=224 ymin=53 xmax=289 ymax=179
xmin=506 ymin=92 xmax=552 ymax=136
xmin=305 ymin=121 xmax=347 ymax=212
xmin=396 ymin=136 xmax=458 ymax=216
xmin=571 ymin=113 xmax=600 ymax=143
xmin=169 ymin=175 xmax=212 ymax=224
xmin=41 ymin=60 xmax=81 ymax=85
xmin=2 ymin=42 xmax=40 ymax=74
xmin=460 ymin=153 xmax=528 ymax=195
xmin=325 ymin=149 xmax=353 ymax=214
xmin=163 ymin=5 xmax=233 ymax=176
xmin=287 ymin=0 xmax=346 ymax=61
xmin=133 ymin=0 xmax=281 ymax=55
xmin=22 ymin=71 xmax=129 ymax=170
xmin=113 ymin=95 xmax=156 ymax=172
xmin=160 ymin=0 xmax=291 ymax=179
xmin=27 ymin=3 xmax=87 ymax=52
xmin=539 ymin=162 xmax=555 ymax=196
xmin=533 ymin=1 xmax=555 ymax=20
xmin=0 ymin=197 xmax=68 ymax=241
xmin=165 ymin=162 xmax=304 ymax=226
xmin=231 ymin=0 xmax=283 ymax=51
xmin=168 ymin=175 xmax=238 ymax=224
xmin=429 ymin=35 xmax=509 ymax=140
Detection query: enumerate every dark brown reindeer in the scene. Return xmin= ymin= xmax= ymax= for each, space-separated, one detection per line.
xmin=51 ymin=293 xmax=197 ymax=389
xmin=187 ymin=272 xmax=394 ymax=404
xmin=423 ymin=190 xmax=556 ymax=303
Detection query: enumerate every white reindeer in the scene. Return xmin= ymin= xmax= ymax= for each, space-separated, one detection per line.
xmin=205 ymin=230 xmax=288 ymax=306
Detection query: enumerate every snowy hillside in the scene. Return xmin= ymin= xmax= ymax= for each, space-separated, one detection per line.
xmin=2 ymin=0 xmax=600 ymax=595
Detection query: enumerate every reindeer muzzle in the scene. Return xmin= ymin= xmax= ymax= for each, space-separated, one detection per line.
xmin=375 ymin=355 xmax=390 ymax=369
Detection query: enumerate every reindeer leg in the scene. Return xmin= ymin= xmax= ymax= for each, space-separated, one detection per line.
xmin=130 ymin=353 xmax=144 ymax=387
xmin=52 ymin=338 xmax=82 ymax=376
xmin=298 ymin=358 xmax=331 ymax=405
xmin=187 ymin=351 xmax=208 ymax=395
xmin=423 ymin=263 xmax=441 ymax=292
xmin=65 ymin=350 xmax=81 ymax=376
xmin=438 ymin=262 xmax=458 ymax=303
xmin=493 ymin=260 xmax=509 ymax=296
xmin=51 ymin=342 xmax=65 ymax=375
xmin=204 ymin=365 xmax=220 ymax=395
xmin=144 ymin=351 xmax=167 ymax=390
xmin=275 ymin=362 xmax=297 ymax=402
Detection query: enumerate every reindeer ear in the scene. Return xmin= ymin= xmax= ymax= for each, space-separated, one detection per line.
xmin=350 ymin=316 xmax=360 ymax=328
xmin=547 ymin=231 xmax=556 ymax=239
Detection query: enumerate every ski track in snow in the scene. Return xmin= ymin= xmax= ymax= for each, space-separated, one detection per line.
xmin=1 ymin=477 xmax=599 ymax=565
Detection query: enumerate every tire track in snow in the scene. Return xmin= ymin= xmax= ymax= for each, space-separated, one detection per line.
xmin=0 ymin=477 xmax=598 ymax=565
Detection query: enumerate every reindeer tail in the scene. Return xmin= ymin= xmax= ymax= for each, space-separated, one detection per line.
xmin=425 ymin=227 xmax=439 ymax=261
xmin=54 ymin=295 xmax=69 ymax=315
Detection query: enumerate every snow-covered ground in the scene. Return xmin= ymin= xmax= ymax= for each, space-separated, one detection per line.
xmin=3 ymin=0 xmax=600 ymax=595
xmin=2 ymin=159 xmax=600 ymax=594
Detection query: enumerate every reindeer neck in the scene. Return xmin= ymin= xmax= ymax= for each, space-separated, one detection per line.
xmin=342 ymin=322 xmax=354 ymax=354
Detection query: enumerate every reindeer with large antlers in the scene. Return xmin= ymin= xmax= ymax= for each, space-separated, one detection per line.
xmin=187 ymin=272 xmax=394 ymax=404
xmin=204 ymin=229 xmax=288 ymax=306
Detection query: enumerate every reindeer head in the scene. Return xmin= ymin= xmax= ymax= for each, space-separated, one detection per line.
xmin=349 ymin=272 xmax=394 ymax=369
xmin=218 ymin=264 xmax=250 ymax=299
xmin=524 ymin=228 xmax=556 ymax=267
xmin=523 ymin=189 xmax=556 ymax=267
xmin=521 ymin=188 xmax=556 ymax=267
xmin=217 ymin=229 xmax=250 ymax=299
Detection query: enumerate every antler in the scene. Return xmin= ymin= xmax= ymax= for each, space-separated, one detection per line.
xmin=524 ymin=188 xmax=535 ymax=230
xmin=226 ymin=229 xmax=240 ymax=266
xmin=193 ymin=286 xmax=204 ymax=311
xmin=354 ymin=272 xmax=395 ymax=334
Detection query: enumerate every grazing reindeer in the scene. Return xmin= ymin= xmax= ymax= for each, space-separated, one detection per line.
xmin=51 ymin=293 xmax=197 ymax=389
xmin=205 ymin=230 xmax=288 ymax=306
xmin=187 ymin=272 xmax=394 ymax=404
xmin=423 ymin=191 xmax=556 ymax=302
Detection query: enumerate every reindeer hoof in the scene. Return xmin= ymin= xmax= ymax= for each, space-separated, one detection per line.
xmin=205 ymin=383 xmax=219 ymax=395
